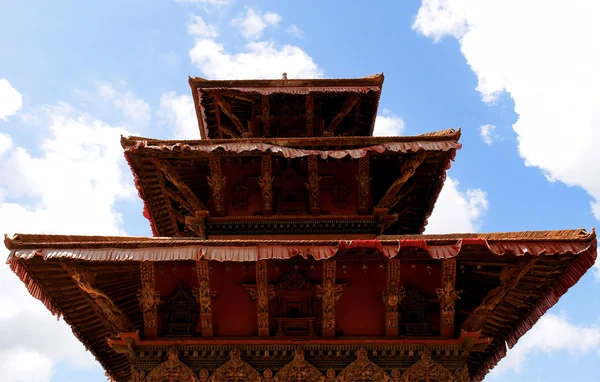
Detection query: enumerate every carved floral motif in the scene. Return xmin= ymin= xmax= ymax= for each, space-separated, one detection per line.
xmin=273 ymin=348 xmax=324 ymax=382
xmin=337 ymin=348 xmax=392 ymax=382
xmin=209 ymin=348 xmax=262 ymax=382
xmin=145 ymin=347 xmax=198 ymax=382
xmin=399 ymin=350 xmax=456 ymax=382
xmin=276 ymin=268 xmax=314 ymax=291
xmin=330 ymin=182 xmax=350 ymax=209
xmin=232 ymin=184 xmax=250 ymax=210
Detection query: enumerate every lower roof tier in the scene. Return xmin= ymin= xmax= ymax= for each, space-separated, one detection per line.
xmin=5 ymin=229 xmax=596 ymax=381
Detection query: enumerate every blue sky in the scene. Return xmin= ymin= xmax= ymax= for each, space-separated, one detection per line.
xmin=0 ymin=0 xmax=599 ymax=381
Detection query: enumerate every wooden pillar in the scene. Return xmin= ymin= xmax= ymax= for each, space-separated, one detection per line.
xmin=357 ymin=155 xmax=370 ymax=214
xmin=196 ymin=260 xmax=215 ymax=336
xmin=208 ymin=153 xmax=226 ymax=216
xmin=261 ymin=95 xmax=270 ymax=137
xmin=256 ymin=260 xmax=271 ymax=336
xmin=318 ymin=260 xmax=343 ymax=337
xmin=306 ymin=94 xmax=314 ymax=136
xmin=258 ymin=154 xmax=274 ymax=216
xmin=307 ymin=155 xmax=320 ymax=215
xmin=437 ymin=259 xmax=459 ymax=337
xmin=384 ymin=259 xmax=401 ymax=336
xmin=138 ymin=262 xmax=159 ymax=338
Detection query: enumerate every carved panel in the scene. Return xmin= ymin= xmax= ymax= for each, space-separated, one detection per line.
xmin=145 ymin=347 xmax=198 ymax=382
xmin=259 ymin=155 xmax=274 ymax=216
xmin=164 ymin=283 xmax=197 ymax=336
xmin=399 ymin=288 xmax=431 ymax=336
xmin=209 ymin=348 xmax=261 ymax=382
xmin=232 ymin=184 xmax=250 ymax=210
xmin=277 ymin=161 xmax=306 ymax=215
xmin=306 ymin=155 xmax=320 ymax=215
xmin=256 ymin=260 xmax=274 ymax=336
xmin=330 ymin=181 xmax=350 ymax=209
xmin=337 ymin=348 xmax=392 ymax=382
xmin=208 ymin=153 xmax=226 ymax=215
xmin=437 ymin=258 xmax=461 ymax=336
xmin=316 ymin=260 xmax=342 ymax=337
xmin=196 ymin=260 xmax=215 ymax=336
xmin=400 ymin=350 xmax=456 ymax=382
xmin=138 ymin=262 xmax=159 ymax=338
xmin=357 ymin=155 xmax=370 ymax=214
xmin=454 ymin=363 xmax=470 ymax=382
xmin=273 ymin=348 xmax=324 ymax=381
xmin=383 ymin=259 xmax=401 ymax=336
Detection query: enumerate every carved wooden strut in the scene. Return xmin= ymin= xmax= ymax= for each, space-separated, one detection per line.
xmin=437 ymin=258 xmax=461 ymax=337
xmin=196 ymin=260 xmax=216 ymax=336
xmin=256 ymin=260 xmax=275 ymax=336
xmin=306 ymin=94 xmax=314 ymax=136
xmin=261 ymin=95 xmax=270 ymax=137
xmin=316 ymin=260 xmax=343 ymax=337
xmin=306 ymin=155 xmax=320 ymax=215
xmin=138 ymin=261 xmax=160 ymax=338
xmin=357 ymin=155 xmax=370 ymax=214
xmin=377 ymin=153 xmax=426 ymax=209
xmin=323 ymin=94 xmax=360 ymax=136
xmin=208 ymin=153 xmax=226 ymax=216
xmin=258 ymin=154 xmax=274 ymax=216
xmin=213 ymin=95 xmax=247 ymax=136
xmin=383 ymin=259 xmax=402 ymax=336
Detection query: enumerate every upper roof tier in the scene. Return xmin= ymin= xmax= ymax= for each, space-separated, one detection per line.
xmin=189 ymin=73 xmax=384 ymax=139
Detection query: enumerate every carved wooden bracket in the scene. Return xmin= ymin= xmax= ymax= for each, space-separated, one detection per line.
xmin=383 ymin=259 xmax=402 ymax=336
xmin=185 ymin=210 xmax=209 ymax=239
xmin=306 ymin=155 xmax=321 ymax=215
xmin=377 ymin=153 xmax=427 ymax=209
xmin=208 ymin=153 xmax=226 ymax=216
xmin=437 ymin=259 xmax=461 ymax=337
xmin=152 ymin=157 xmax=206 ymax=212
xmin=357 ymin=155 xmax=370 ymax=214
xmin=59 ymin=262 xmax=133 ymax=333
xmin=196 ymin=260 xmax=216 ymax=336
xmin=213 ymin=95 xmax=247 ymax=135
xmin=316 ymin=260 xmax=343 ymax=337
xmin=462 ymin=258 xmax=538 ymax=332
xmin=138 ymin=262 xmax=159 ymax=338
xmin=258 ymin=154 xmax=274 ymax=216
xmin=323 ymin=94 xmax=360 ymax=136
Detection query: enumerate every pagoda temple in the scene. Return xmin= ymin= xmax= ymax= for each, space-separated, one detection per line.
xmin=5 ymin=73 xmax=597 ymax=381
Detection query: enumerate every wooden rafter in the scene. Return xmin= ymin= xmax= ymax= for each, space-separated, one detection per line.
xmin=377 ymin=153 xmax=427 ymax=209
xmin=462 ymin=259 xmax=539 ymax=332
xmin=155 ymin=171 xmax=180 ymax=236
xmin=152 ymin=157 xmax=206 ymax=211
xmin=306 ymin=94 xmax=314 ymax=136
xmin=261 ymin=95 xmax=271 ymax=137
xmin=213 ymin=95 xmax=247 ymax=135
xmin=323 ymin=94 xmax=360 ymax=136
xmin=352 ymin=97 xmax=362 ymax=132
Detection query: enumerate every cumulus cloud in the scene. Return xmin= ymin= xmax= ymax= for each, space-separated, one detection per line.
xmin=425 ymin=177 xmax=488 ymax=233
xmin=489 ymin=313 xmax=600 ymax=375
xmin=593 ymin=251 xmax=600 ymax=281
xmin=373 ymin=109 xmax=406 ymax=136
xmin=158 ymin=92 xmax=199 ymax=139
xmin=413 ymin=0 xmax=600 ymax=219
xmin=95 ymin=81 xmax=151 ymax=124
xmin=480 ymin=124 xmax=497 ymax=145
xmin=0 ymin=85 xmax=141 ymax=381
xmin=232 ymin=8 xmax=281 ymax=40
xmin=188 ymin=14 xmax=219 ymax=38
xmin=286 ymin=25 xmax=305 ymax=39
xmin=0 ymin=78 xmax=23 ymax=120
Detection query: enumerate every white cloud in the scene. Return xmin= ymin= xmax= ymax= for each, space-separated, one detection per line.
xmin=95 ymin=81 xmax=151 ymax=124
xmin=286 ymin=25 xmax=305 ymax=39
xmin=232 ymin=9 xmax=281 ymax=40
xmin=188 ymin=15 xmax=219 ymax=38
xmin=413 ymin=0 xmax=600 ymax=219
xmin=480 ymin=123 xmax=496 ymax=145
xmin=0 ymin=95 xmax=139 ymax=381
xmin=425 ymin=177 xmax=488 ymax=233
xmin=0 ymin=78 xmax=23 ymax=120
xmin=159 ymin=92 xmax=199 ymax=139
xmin=593 ymin=249 xmax=600 ymax=281
xmin=489 ymin=313 xmax=600 ymax=375
xmin=373 ymin=109 xmax=406 ymax=136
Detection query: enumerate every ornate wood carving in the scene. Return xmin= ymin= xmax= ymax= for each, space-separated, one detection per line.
xmin=273 ymin=348 xmax=324 ymax=381
xmin=213 ymin=95 xmax=247 ymax=135
xmin=323 ymin=94 xmax=360 ymax=136
xmin=357 ymin=155 xmax=370 ymax=214
xmin=400 ymin=288 xmax=431 ymax=335
xmin=131 ymin=365 xmax=145 ymax=382
xmin=196 ymin=260 xmax=215 ymax=336
xmin=306 ymin=155 xmax=320 ymax=215
xmin=145 ymin=347 xmax=198 ymax=382
xmin=306 ymin=94 xmax=314 ymax=136
xmin=437 ymin=259 xmax=461 ymax=337
xmin=383 ymin=259 xmax=402 ymax=336
xmin=59 ymin=262 xmax=132 ymax=333
xmin=337 ymin=348 xmax=392 ymax=382
xmin=400 ymin=350 xmax=456 ymax=382
xmin=330 ymin=181 xmax=350 ymax=209
xmin=377 ymin=153 xmax=427 ymax=209
xmin=232 ymin=184 xmax=250 ymax=210
xmin=208 ymin=153 xmax=226 ymax=215
xmin=138 ymin=262 xmax=159 ymax=338
xmin=316 ymin=260 xmax=343 ymax=337
xmin=462 ymin=259 xmax=538 ymax=332
xmin=454 ymin=363 xmax=470 ymax=382
xmin=152 ymin=157 xmax=206 ymax=212
xmin=209 ymin=348 xmax=261 ymax=382
xmin=255 ymin=260 xmax=275 ymax=336
xmin=261 ymin=95 xmax=271 ymax=137
xmin=259 ymin=154 xmax=274 ymax=216
xmin=164 ymin=283 xmax=197 ymax=336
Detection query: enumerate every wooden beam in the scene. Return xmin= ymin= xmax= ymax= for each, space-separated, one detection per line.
xmin=306 ymin=94 xmax=314 ymax=136
xmin=306 ymin=155 xmax=320 ymax=215
xmin=352 ymin=96 xmax=362 ymax=131
xmin=261 ymin=95 xmax=271 ymax=137
xmin=376 ymin=153 xmax=427 ymax=209
xmin=437 ymin=259 xmax=460 ymax=337
xmin=196 ymin=260 xmax=215 ymax=337
xmin=152 ymin=157 xmax=206 ymax=211
xmin=213 ymin=95 xmax=247 ymax=135
xmin=138 ymin=262 xmax=159 ymax=339
xmin=357 ymin=154 xmax=370 ymax=214
xmin=256 ymin=260 xmax=273 ymax=336
xmin=383 ymin=259 xmax=401 ymax=336
xmin=317 ymin=260 xmax=343 ymax=337
xmin=154 ymin=171 xmax=180 ymax=236
xmin=462 ymin=259 xmax=538 ymax=332
xmin=258 ymin=154 xmax=274 ymax=216
xmin=323 ymin=94 xmax=359 ymax=136
xmin=214 ymin=106 xmax=224 ymax=139
xmin=59 ymin=262 xmax=133 ymax=333
xmin=208 ymin=153 xmax=226 ymax=216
